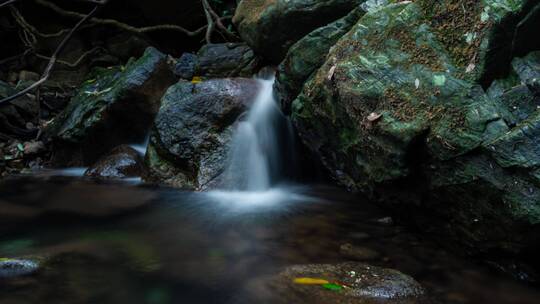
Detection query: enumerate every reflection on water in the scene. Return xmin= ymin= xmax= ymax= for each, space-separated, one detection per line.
xmin=0 ymin=176 xmax=539 ymax=304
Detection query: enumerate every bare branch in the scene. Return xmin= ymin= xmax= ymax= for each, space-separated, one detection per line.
xmin=202 ymin=0 xmax=214 ymax=44
xmin=34 ymin=0 xmax=211 ymax=36
xmin=202 ymin=0 xmax=238 ymax=41
xmin=0 ymin=0 xmax=18 ymax=9
xmin=0 ymin=5 xmax=101 ymax=105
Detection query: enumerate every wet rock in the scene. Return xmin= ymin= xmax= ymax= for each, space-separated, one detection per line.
xmin=45 ymin=47 xmax=176 ymax=167
xmin=290 ymin=1 xmax=540 ymax=258
xmin=254 ymin=262 xmax=425 ymax=304
xmin=145 ymin=78 xmax=260 ymax=189
xmin=340 ymin=243 xmax=380 ymax=261
xmin=276 ymin=8 xmax=363 ymax=113
xmin=233 ymin=0 xmax=364 ymax=63
xmin=84 ymin=145 xmax=146 ymax=179
xmin=175 ymin=43 xmax=259 ymax=80
xmin=174 ymin=53 xmax=199 ymax=80
xmin=196 ymin=43 xmax=259 ymax=78
xmin=0 ymin=259 xmax=39 ymax=279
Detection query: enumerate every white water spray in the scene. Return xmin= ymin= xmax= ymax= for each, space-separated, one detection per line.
xmin=223 ymin=75 xmax=290 ymax=192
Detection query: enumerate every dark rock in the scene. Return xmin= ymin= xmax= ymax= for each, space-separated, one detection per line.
xmin=289 ymin=1 xmax=540 ymax=258
xmin=146 ymin=78 xmax=260 ymax=189
xmin=84 ymin=145 xmax=146 ymax=179
xmin=233 ymin=0 xmax=365 ymax=63
xmin=0 ymin=259 xmax=39 ymax=279
xmin=45 ymin=47 xmax=176 ymax=166
xmin=196 ymin=43 xmax=259 ymax=78
xmin=250 ymin=262 xmax=425 ymax=304
xmin=276 ymin=8 xmax=363 ymax=113
xmin=174 ymin=53 xmax=199 ymax=79
xmin=0 ymin=81 xmax=38 ymax=138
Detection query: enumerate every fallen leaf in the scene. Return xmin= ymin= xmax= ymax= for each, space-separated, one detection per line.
xmin=191 ymin=76 xmax=203 ymax=84
xmin=293 ymin=278 xmax=330 ymax=285
xmin=322 ymin=283 xmax=343 ymax=291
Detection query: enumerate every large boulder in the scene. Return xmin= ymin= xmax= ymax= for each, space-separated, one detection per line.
xmin=289 ymin=1 xmax=540 ymax=258
xmin=145 ymin=78 xmax=260 ymax=189
xmin=233 ymin=0 xmax=365 ymax=63
xmin=45 ymin=47 xmax=176 ymax=166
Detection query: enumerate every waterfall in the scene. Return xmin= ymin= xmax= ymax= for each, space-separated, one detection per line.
xmin=224 ymin=74 xmax=292 ymax=191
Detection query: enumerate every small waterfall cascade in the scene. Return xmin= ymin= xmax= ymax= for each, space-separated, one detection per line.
xmin=224 ymin=73 xmax=294 ymax=192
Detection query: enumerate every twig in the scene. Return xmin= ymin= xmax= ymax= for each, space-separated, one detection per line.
xmin=34 ymin=46 xmax=104 ymax=68
xmin=202 ymin=0 xmax=238 ymax=40
xmin=0 ymin=0 xmax=18 ymax=9
xmin=202 ymin=0 xmax=214 ymax=43
xmin=34 ymin=0 xmax=212 ymax=36
xmin=0 ymin=4 xmax=101 ymax=105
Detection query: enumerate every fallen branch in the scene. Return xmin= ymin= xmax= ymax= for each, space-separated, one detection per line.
xmin=0 ymin=4 xmax=102 ymax=105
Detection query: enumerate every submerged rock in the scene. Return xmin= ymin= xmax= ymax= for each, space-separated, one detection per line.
xmin=145 ymin=78 xmax=260 ymax=189
xmin=84 ymin=145 xmax=146 ymax=179
xmin=233 ymin=0 xmax=365 ymax=63
xmin=288 ymin=1 xmax=540 ymax=258
xmin=46 ymin=47 xmax=176 ymax=166
xmin=0 ymin=258 xmax=39 ymax=279
xmin=251 ymin=262 xmax=425 ymax=303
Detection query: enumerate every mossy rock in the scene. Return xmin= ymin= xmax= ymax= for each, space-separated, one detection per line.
xmin=46 ymin=47 xmax=176 ymax=166
xmin=233 ymin=0 xmax=366 ymax=63
xmin=290 ymin=0 xmax=540 ymax=257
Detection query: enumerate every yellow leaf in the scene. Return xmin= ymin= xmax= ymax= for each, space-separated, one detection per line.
xmin=191 ymin=76 xmax=203 ymax=84
xmin=293 ymin=278 xmax=329 ymax=285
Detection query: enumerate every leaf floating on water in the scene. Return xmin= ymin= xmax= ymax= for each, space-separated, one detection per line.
xmin=293 ymin=277 xmax=329 ymax=285
xmin=322 ymin=283 xmax=343 ymax=291
xmin=191 ymin=76 xmax=203 ymax=84
xmin=367 ymin=112 xmax=382 ymax=122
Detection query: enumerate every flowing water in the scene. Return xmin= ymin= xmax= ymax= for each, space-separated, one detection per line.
xmin=1 ymin=76 xmax=540 ymax=303
xmin=1 ymin=177 xmax=539 ymax=304
xmin=224 ymin=75 xmax=291 ymax=191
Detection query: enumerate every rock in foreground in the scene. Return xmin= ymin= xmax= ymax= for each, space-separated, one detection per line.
xmin=0 ymin=259 xmax=39 ymax=279
xmin=146 ymin=78 xmax=260 ymax=189
xmin=249 ymin=262 xmax=426 ymax=304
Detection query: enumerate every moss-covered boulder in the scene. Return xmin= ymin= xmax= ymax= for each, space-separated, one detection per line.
xmin=290 ymin=1 xmax=540 ymax=257
xmin=46 ymin=47 xmax=176 ymax=166
xmin=233 ymin=0 xmax=365 ymax=63
xmin=145 ymin=79 xmax=260 ymax=189
xmin=275 ymin=8 xmax=364 ymax=114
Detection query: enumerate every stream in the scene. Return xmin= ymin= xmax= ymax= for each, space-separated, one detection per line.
xmin=1 ymin=176 xmax=540 ymax=303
